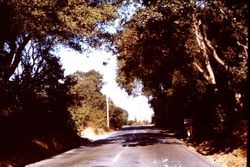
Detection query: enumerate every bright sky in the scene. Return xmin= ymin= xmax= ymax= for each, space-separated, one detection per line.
xmin=58 ymin=46 xmax=154 ymax=121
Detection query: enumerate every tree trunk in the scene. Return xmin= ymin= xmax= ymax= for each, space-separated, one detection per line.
xmin=193 ymin=19 xmax=216 ymax=85
xmin=1 ymin=35 xmax=31 ymax=82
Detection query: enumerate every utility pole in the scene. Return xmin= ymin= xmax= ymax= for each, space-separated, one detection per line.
xmin=106 ymin=95 xmax=109 ymax=128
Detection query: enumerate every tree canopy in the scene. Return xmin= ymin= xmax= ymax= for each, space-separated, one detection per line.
xmin=115 ymin=0 xmax=247 ymax=138
xmin=0 ymin=2 xmax=124 ymax=164
xmin=69 ymin=70 xmax=128 ymax=131
xmin=0 ymin=0 xmax=247 ymax=145
xmin=0 ymin=0 xmax=118 ymax=82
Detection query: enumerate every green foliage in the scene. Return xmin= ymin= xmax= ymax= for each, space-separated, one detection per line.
xmin=0 ymin=0 xmax=118 ymax=82
xmin=0 ymin=0 xmax=124 ymax=144
xmin=109 ymin=102 xmax=128 ymax=129
xmin=0 ymin=0 xmax=117 ymax=41
xmin=0 ymin=2 xmax=125 ymax=164
xmin=69 ymin=71 xmax=128 ymax=131
xmin=116 ymin=0 xmax=247 ymax=138
xmin=0 ymin=36 xmax=78 ymax=144
xmin=127 ymin=119 xmax=150 ymax=126
xmin=69 ymin=70 xmax=105 ymax=130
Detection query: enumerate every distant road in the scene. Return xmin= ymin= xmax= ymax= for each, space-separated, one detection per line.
xmin=26 ymin=125 xmax=214 ymax=167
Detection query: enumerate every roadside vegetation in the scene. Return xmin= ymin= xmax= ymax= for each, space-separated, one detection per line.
xmin=0 ymin=0 xmax=126 ymax=166
xmin=186 ymin=119 xmax=247 ymax=166
xmin=127 ymin=119 xmax=152 ymax=126
xmin=0 ymin=0 xmax=247 ymax=166
xmin=115 ymin=0 xmax=247 ymax=166
xmin=69 ymin=70 xmax=128 ymax=133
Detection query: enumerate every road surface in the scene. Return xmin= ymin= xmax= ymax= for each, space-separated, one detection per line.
xmin=26 ymin=125 xmax=214 ymax=167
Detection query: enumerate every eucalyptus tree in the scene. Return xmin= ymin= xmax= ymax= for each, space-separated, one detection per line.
xmin=115 ymin=0 xmax=247 ymax=137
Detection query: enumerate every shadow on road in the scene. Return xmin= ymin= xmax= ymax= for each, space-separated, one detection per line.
xmin=118 ymin=125 xmax=154 ymax=131
xmin=87 ymin=125 xmax=184 ymax=148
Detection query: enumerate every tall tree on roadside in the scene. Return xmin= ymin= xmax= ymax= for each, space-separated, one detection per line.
xmin=115 ymin=0 xmax=247 ymax=138
xmin=0 ymin=0 xmax=117 ymax=82
xmin=1 ymin=36 xmax=77 ymax=138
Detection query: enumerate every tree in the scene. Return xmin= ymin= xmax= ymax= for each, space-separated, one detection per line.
xmin=0 ymin=0 xmax=117 ymax=82
xmin=69 ymin=70 xmax=128 ymax=131
xmin=115 ymin=0 xmax=247 ymax=138
xmin=109 ymin=101 xmax=128 ymax=129
xmin=69 ymin=70 xmax=106 ymax=130
xmin=0 ymin=36 xmax=77 ymax=140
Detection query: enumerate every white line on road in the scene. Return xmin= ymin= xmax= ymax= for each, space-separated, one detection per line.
xmin=133 ymin=129 xmax=136 ymax=137
xmin=112 ymin=145 xmax=128 ymax=163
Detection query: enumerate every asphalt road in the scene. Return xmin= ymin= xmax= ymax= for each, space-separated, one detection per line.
xmin=26 ymin=125 xmax=214 ymax=167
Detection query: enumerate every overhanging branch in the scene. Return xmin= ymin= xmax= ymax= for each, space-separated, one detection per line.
xmin=204 ymin=36 xmax=228 ymax=70
xmin=193 ymin=19 xmax=216 ymax=85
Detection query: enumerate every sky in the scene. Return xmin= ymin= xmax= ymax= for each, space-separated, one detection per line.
xmin=56 ymin=2 xmax=154 ymax=121
xmin=58 ymin=46 xmax=154 ymax=121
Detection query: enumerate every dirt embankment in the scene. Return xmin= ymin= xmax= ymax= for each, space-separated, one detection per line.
xmin=0 ymin=126 xmax=112 ymax=167
xmin=0 ymin=131 xmax=90 ymax=167
xmin=80 ymin=127 xmax=113 ymax=141
xmin=187 ymin=120 xmax=247 ymax=167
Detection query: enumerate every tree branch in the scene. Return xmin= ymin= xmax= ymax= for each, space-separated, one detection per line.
xmin=4 ymin=35 xmax=31 ymax=80
xmin=204 ymin=36 xmax=228 ymax=70
xmin=193 ymin=62 xmax=209 ymax=81
xmin=193 ymin=19 xmax=216 ymax=85
xmin=237 ymin=41 xmax=248 ymax=57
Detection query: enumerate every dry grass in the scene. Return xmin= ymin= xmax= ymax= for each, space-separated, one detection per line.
xmin=80 ymin=127 xmax=112 ymax=141
xmin=206 ymin=147 xmax=246 ymax=167
xmin=0 ymin=131 xmax=89 ymax=167
xmin=188 ymin=120 xmax=247 ymax=167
